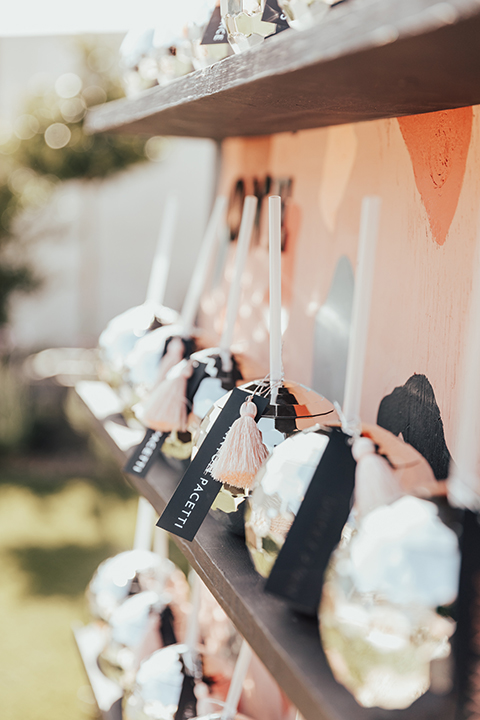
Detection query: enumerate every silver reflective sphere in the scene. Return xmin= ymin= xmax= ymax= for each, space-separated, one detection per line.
xmin=119 ymin=13 xmax=194 ymax=97
xmin=87 ymin=550 xmax=177 ymax=622
xmin=123 ymin=643 xmax=193 ymax=720
xmin=161 ymin=347 xmax=242 ymax=462
xmin=245 ymin=425 xmax=336 ymax=577
xmin=221 ymin=0 xmax=278 ymax=54
xmin=125 ymin=326 xmax=196 ymax=399
xmin=319 ymin=497 xmax=459 ymax=709
xmin=193 ymin=379 xmax=336 ymax=533
xmin=98 ymin=590 xmax=167 ymax=688
xmin=98 ymin=303 xmax=179 ymax=391
xmin=187 ymin=1 xmax=233 ymax=69
xmin=119 ymin=28 xmax=160 ymax=96
xmin=190 ymin=348 xmax=242 ymax=421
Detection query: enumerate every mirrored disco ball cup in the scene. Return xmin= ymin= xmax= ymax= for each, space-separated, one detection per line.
xmin=319 ymin=495 xmax=460 ymax=709
xmin=190 ymin=349 xmax=243 ymax=422
xmin=126 ymin=325 xmax=196 ymax=400
xmin=244 ymin=424 xmax=341 ymax=577
xmin=98 ymin=590 xmax=178 ymax=689
xmin=166 ymin=348 xmax=243 ymax=461
xmin=244 ymin=419 xmax=443 ymax=580
xmin=220 ymin=0 xmax=278 ymax=53
xmin=124 ymin=646 xmax=255 ymax=720
xmin=137 ymin=346 xmax=243 ymax=465
xmin=193 ymin=379 xmax=336 ymax=534
xmin=87 ymin=549 xmax=186 ymax=622
xmin=98 ymin=304 xmax=179 ymax=393
xmin=119 ymin=14 xmax=195 ymax=96
xmin=123 ymin=643 xmax=195 ymax=720
xmin=119 ymin=28 xmax=160 ymax=96
xmin=188 ymin=1 xmax=233 ymax=69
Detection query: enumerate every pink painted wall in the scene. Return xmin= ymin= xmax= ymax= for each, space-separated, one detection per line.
xmin=198 ymin=106 xmax=480 ymax=457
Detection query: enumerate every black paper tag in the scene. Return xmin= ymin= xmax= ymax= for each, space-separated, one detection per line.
xmin=159 ymin=605 xmax=177 ymax=647
xmin=262 ymin=0 xmax=290 ymax=30
xmin=454 ymin=510 xmax=480 ymax=719
xmin=200 ymin=5 xmax=229 ymax=45
xmin=158 ymin=389 xmax=269 ymax=541
xmin=186 ymin=360 xmax=209 ymax=404
xmin=174 ymin=672 xmax=197 ymax=720
xmin=266 ymin=428 xmax=355 ymax=615
xmin=124 ymin=429 xmax=167 ymax=478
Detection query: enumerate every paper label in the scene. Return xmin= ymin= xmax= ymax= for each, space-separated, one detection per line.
xmin=265 ymin=428 xmax=355 ymax=615
xmin=159 ymin=605 xmax=177 ymax=647
xmin=186 ymin=360 xmax=209 ymax=402
xmin=174 ymin=672 xmax=197 ymax=720
xmin=158 ymin=389 xmax=268 ymax=541
xmin=124 ymin=429 xmax=167 ymax=478
xmin=201 ymin=5 xmax=229 ymax=45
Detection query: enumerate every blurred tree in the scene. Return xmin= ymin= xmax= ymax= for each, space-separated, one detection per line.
xmin=0 ymin=38 xmax=159 ymax=328
xmin=14 ymin=40 xmax=149 ymax=180
xmin=0 ymin=173 xmax=39 ymax=327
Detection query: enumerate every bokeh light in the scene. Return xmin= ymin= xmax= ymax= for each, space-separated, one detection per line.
xmin=54 ymin=73 xmax=83 ymax=99
xmin=144 ymin=136 xmax=165 ymax=161
xmin=44 ymin=123 xmax=71 ymax=149
xmin=14 ymin=114 xmax=39 ymax=140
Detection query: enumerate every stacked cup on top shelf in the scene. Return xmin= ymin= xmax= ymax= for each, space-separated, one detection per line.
xmin=119 ymin=1 xmax=233 ymax=97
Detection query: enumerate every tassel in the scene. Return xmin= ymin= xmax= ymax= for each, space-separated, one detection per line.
xmin=352 ymin=436 xmax=404 ymax=518
xmin=155 ymin=336 xmax=186 ymax=385
xmin=208 ymin=400 xmax=269 ymax=490
xmin=136 ymin=361 xmax=193 ymax=433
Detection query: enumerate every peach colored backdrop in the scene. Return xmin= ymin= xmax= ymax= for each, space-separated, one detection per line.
xmin=198 ymin=106 xmax=480 ymax=459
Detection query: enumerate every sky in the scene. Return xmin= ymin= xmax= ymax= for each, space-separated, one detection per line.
xmin=0 ymin=0 xmax=198 ymax=37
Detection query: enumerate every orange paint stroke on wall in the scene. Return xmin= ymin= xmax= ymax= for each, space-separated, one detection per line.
xmin=398 ymin=106 xmax=473 ymax=246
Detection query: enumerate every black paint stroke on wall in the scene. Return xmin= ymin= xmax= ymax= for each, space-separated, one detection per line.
xmin=377 ymin=373 xmax=451 ymax=480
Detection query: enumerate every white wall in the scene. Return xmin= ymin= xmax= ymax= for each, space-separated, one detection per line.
xmin=0 ymin=35 xmax=217 ymax=350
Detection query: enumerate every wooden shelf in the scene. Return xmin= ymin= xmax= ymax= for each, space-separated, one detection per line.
xmin=71 ymin=381 xmax=455 ymax=720
xmin=73 ymin=623 xmax=123 ymax=720
xmin=85 ymin=0 xmax=480 ymax=139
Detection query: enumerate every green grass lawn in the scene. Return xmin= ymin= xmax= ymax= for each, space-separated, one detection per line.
xmin=0 ymin=469 xmax=138 ymax=720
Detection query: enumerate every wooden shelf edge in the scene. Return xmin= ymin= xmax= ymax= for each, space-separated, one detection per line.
xmin=85 ymin=0 xmax=480 ymax=139
xmin=70 ymin=381 xmax=455 ymax=720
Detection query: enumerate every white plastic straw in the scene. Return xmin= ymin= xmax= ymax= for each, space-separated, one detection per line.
xmin=342 ymin=196 xmax=382 ymax=429
xmin=133 ymin=496 xmax=156 ymax=551
xmin=220 ymin=640 xmax=252 ymax=720
xmin=219 ymin=195 xmax=258 ymax=353
xmin=181 ymin=196 xmax=227 ymax=334
xmin=184 ymin=571 xmax=202 ymax=676
xmin=448 ymin=214 xmax=480 ymax=511
xmin=145 ymin=194 xmax=179 ymax=306
xmin=269 ymin=196 xmax=283 ymax=388
xmin=153 ymin=526 xmax=168 ymax=559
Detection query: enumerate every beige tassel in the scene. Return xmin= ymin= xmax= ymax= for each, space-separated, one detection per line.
xmin=155 ymin=336 xmax=186 ymax=385
xmin=137 ymin=361 xmax=193 ymax=433
xmin=352 ymin=435 xmax=404 ymax=518
xmin=208 ymin=400 xmax=269 ymax=490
